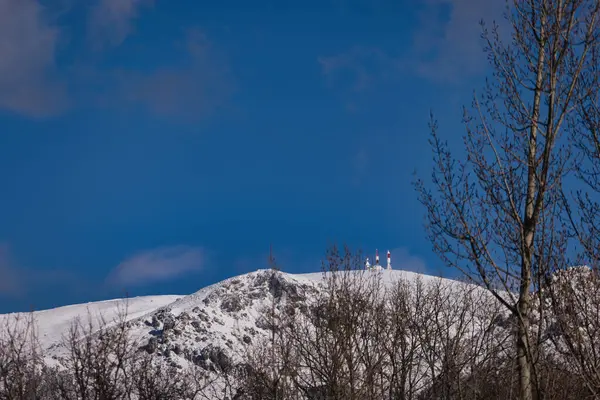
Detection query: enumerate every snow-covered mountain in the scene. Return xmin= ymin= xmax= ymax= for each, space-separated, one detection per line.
xmin=0 ymin=295 xmax=182 ymax=352
xmin=0 ymin=268 xmax=467 ymax=369
xmin=2 ymin=267 xmax=597 ymax=399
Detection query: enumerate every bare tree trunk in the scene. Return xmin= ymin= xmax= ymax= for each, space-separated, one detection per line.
xmin=415 ymin=2 xmax=600 ymax=399
xmin=517 ymin=14 xmax=547 ymax=397
xmin=517 ymin=287 xmax=532 ymax=400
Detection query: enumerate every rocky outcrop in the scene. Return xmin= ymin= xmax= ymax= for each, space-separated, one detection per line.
xmin=130 ymin=270 xmax=321 ymax=377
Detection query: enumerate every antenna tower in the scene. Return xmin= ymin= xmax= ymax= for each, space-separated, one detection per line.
xmin=269 ymin=244 xmax=279 ymax=271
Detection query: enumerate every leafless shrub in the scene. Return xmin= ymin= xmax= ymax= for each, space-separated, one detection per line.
xmin=0 ymin=312 xmax=45 ymax=400
xmin=131 ymin=353 xmax=188 ymax=400
xmin=237 ymin=246 xmax=513 ymax=400
xmin=541 ymin=267 xmax=600 ymax=398
xmin=48 ymin=302 xmax=138 ymax=400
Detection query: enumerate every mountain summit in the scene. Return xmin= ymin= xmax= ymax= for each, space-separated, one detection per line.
xmin=1 ymin=267 xmax=596 ymax=399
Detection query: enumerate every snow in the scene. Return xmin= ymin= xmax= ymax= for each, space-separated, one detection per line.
xmin=0 ymin=268 xmax=479 ymax=366
xmin=1 ymin=266 xmax=588 ymax=398
xmin=0 ymin=295 xmax=182 ymax=351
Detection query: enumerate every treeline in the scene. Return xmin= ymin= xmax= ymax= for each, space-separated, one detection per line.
xmin=0 ymin=306 xmax=223 ymax=400
xmin=239 ymin=249 xmax=600 ymax=400
xmin=1 ymin=249 xmax=600 ymax=399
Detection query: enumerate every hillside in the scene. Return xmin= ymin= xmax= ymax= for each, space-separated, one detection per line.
xmin=2 ymin=267 xmax=594 ymax=399
xmin=0 ymin=295 xmax=182 ymax=353
xmin=0 ymin=270 xmax=453 ymax=358
xmin=1 ymin=268 xmax=477 ymax=369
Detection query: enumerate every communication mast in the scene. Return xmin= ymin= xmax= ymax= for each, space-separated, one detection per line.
xmin=365 ymin=249 xmax=391 ymax=272
xmin=269 ymin=244 xmax=279 ymax=271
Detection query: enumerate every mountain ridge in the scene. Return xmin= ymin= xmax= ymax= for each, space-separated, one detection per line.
xmin=0 ymin=268 xmax=472 ymax=365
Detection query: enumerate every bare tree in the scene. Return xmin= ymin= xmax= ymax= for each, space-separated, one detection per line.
xmin=50 ymin=301 xmax=139 ymax=400
xmin=415 ymin=1 xmax=600 ymax=398
xmin=540 ymin=267 xmax=600 ymax=398
xmin=131 ymin=353 xmax=188 ymax=400
xmin=236 ymin=270 xmax=300 ymax=400
xmin=11 ymin=246 xmax=600 ymax=399
xmin=0 ymin=312 xmax=45 ymax=400
xmin=237 ymin=333 xmax=298 ymax=400
xmin=42 ymin=301 xmax=222 ymax=400
xmin=237 ymin=245 xmax=516 ymax=400
xmin=264 ymin=246 xmax=385 ymax=399
xmin=381 ymin=278 xmax=424 ymax=400
xmin=565 ymin=0 xmax=600 ymax=269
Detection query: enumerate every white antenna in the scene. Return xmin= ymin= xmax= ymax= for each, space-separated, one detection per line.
xmin=387 ymin=250 xmax=392 ymax=270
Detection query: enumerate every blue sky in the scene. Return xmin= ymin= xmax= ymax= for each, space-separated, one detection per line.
xmin=0 ymin=0 xmax=506 ymax=313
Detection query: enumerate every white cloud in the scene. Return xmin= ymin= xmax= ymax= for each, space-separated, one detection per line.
xmin=411 ymin=0 xmax=508 ymax=82
xmin=0 ymin=243 xmax=22 ymax=297
xmin=0 ymin=242 xmax=95 ymax=302
xmin=119 ymin=28 xmax=234 ymax=121
xmin=0 ymin=0 xmax=151 ymax=117
xmin=108 ymin=245 xmax=206 ymax=287
xmin=318 ymin=46 xmax=400 ymax=92
xmin=88 ymin=0 xmax=152 ymax=49
xmin=319 ymin=0 xmax=508 ymax=89
xmin=0 ymin=0 xmax=66 ymax=116
xmin=0 ymin=2 xmax=231 ymax=120
xmin=0 ymin=0 xmax=152 ymax=117
xmin=389 ymin=247 xmax=428 ymax=274
xmin=352 ymin=148 xmax=369 ymax=186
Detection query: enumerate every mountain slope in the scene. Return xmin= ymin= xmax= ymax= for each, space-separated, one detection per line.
xmin=0 ymin=295 xmax=182 ymax=352
xmin=1 ymin=267 xmax=597 ymax=399
xmin=0 ymin=269 xmax=469 ymax=364
xmin=7 ymin=270 xmax=483 ymax=370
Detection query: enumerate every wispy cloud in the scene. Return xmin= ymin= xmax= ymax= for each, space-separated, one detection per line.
xmin=319 ymin=0 xmax=508 ymax=91
xmin=0 ymin=243 xmax=21 ymax=297
xmin=114 ymin=28 xmax=234 ymax=121
xmin=0 ymin=0 xmax=150 ymax=117
xmin=318 ymin=46 xmax=401 ymax=92
xmin=0 ymin=2 xmax=232 ymax=120
xmin=88 ymin=0 xmax=152 ymax=50
xmin=410 ymin=0 xmax=508 ymax=82
xmin=108 ymin=245 xmax=206 ymax=287
xmin=389 ymin=247 xmax=428 ymax=274
xmin=0 ymin=0 xmax=67 ymax=117
xmin=352 ymin=148 xmax=369 ymax=186
xmin=0 ymin=243 xmax=97 ymax=304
